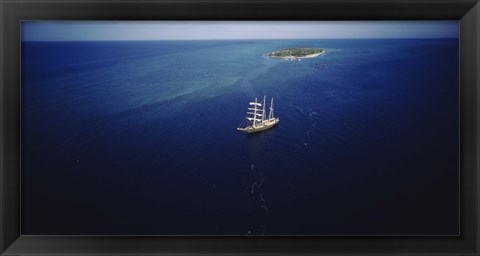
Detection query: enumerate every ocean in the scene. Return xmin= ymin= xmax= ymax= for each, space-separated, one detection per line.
xmin=21 ymin=39 xmax=459 ymax=235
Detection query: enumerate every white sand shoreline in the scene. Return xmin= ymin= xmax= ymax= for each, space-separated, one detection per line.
xmin=269 ymin=50 xmax=326 ymax=60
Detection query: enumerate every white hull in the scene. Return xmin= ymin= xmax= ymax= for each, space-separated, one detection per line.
xmin=237 ymin=118 xmax=279 ymax=133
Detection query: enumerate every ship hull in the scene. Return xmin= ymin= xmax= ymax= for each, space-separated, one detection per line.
xmin=238 ymin=118 xmax=279 ymax=133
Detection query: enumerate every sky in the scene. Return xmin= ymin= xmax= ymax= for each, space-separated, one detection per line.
xmin=22 ymin=21 xmax=459 ymax=41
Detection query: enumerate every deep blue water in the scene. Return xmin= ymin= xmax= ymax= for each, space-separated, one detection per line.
xmin=21 ymin=39 xmax=459 ymax=235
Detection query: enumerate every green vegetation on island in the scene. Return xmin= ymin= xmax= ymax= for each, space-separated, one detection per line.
xmin=268 ymin=48 xmax=325 ymax=59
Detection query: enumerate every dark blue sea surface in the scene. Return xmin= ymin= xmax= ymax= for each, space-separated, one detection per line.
xmin=21 ymin=39 xmax=459 ymax=235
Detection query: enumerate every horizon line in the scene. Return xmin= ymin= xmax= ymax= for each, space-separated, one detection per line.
xmin=22 ymin=37 xmax=459 ymax=42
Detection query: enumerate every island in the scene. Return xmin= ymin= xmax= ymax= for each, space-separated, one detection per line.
xmin=268 ymin=48 xmax=325 ymax=60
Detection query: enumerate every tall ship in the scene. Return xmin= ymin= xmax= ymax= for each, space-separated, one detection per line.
xmin=237 ymin=95 xmax=280 ymax=133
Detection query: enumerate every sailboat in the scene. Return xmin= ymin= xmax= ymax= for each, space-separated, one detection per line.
xmin=237 ymin=95 xmax=280 ymax=133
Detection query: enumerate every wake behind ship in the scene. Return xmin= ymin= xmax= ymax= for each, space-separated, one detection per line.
xmin=237 ymin=96 xmax=279 ymax=133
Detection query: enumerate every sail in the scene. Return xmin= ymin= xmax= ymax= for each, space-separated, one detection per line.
xmin=249 ymin=102 xmax=262 ymax=106
xmin=247 ymin=117 xmax=262 ymax=121
xmin=247 ymin=112 xmax=263 ymax=116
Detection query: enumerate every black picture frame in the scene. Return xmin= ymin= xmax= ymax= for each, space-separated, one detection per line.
xmin=1 ymin=0 xmax=479 ymax=255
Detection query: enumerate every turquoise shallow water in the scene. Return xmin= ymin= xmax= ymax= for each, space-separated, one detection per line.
xmin=22 ymin=39 xmax=459 ymax=235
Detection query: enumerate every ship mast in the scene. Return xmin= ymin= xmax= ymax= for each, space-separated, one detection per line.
xmin=253 ymin=97 xmax=258 ymax=128
xmin=269 ymin=97 xmax=274 ymax=120
xmin=262 ymin=95 xmax=266 ymax=122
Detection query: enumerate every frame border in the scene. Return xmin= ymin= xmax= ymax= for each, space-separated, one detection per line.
xmin=1 ymin=0 xmax=479 ymax=255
